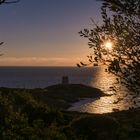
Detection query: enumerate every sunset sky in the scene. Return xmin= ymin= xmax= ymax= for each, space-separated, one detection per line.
xmin=0 ymin=0 xmax=101 ymax=66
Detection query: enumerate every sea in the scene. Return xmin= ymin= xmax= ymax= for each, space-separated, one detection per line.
xmin=0 ymin=66 xmax=97 ymax=88
xmin=0 ymin=66 xmax=139 ymax=113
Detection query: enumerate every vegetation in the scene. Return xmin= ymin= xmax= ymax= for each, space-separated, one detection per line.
xmin=0 ymin=87 xmax=140 ymax=140
xmin=0 ymin=0 xmax=20 ymax=4
xmin=0 ymin=0 xmax=140 ymax=139
xmin=78 ymin=0 xmax=140 ymax=98
xmin=1 ymin=84 xmax=105 ymax=110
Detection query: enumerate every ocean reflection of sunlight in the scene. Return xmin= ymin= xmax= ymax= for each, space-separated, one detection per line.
xmin=90 ymin=66 xmax=118 ymax=95
xmin=69 ymin=66 xmax=134 ymax=114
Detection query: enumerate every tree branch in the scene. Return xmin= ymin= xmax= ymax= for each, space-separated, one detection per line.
xmin=0 ymin=0 xmax=20 ymax=4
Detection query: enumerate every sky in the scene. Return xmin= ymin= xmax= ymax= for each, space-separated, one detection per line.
xmin=0 ymin=0 xmax=102 ymax=66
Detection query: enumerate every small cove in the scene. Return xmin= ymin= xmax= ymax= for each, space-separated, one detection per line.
xmin=68 ymin=66 xmax=140 ymax=114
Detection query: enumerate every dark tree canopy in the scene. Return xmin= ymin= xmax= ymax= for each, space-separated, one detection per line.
xmin=99 ymin=0 xmax=140 ymax=16
xmin=78 ymin=0 xmax=140 ymax=98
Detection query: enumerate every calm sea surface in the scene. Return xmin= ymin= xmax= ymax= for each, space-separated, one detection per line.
xmin=0 ymin=66 xmax=139 ymax=113
xmin=0 ymin=66 xmax=97 ymax=88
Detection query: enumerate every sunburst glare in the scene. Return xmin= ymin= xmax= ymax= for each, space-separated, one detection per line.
xmin=104 ymin=41 xmax=113 ymax=50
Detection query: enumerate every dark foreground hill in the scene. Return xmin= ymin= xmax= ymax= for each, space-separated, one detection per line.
xmin=28 ymin=84 xmax=105 ymax=109
xmin=0 ymin=85 xmax=139 ymax=140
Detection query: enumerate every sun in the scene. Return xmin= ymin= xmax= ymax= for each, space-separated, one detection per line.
xmin=104 ymin=41 xmax=113 ymax=50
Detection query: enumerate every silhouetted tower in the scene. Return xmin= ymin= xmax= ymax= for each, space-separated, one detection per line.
xmin=62 ymin=76 xmax=69 ymax=84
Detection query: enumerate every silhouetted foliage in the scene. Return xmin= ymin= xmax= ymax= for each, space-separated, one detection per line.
xmin=0 ymin=0 xmax=20 ymax=4
xmin=78 ymin=0 xmax=140 ymax=99
xmin=0 ymin=42 xmax=4 ymax=56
